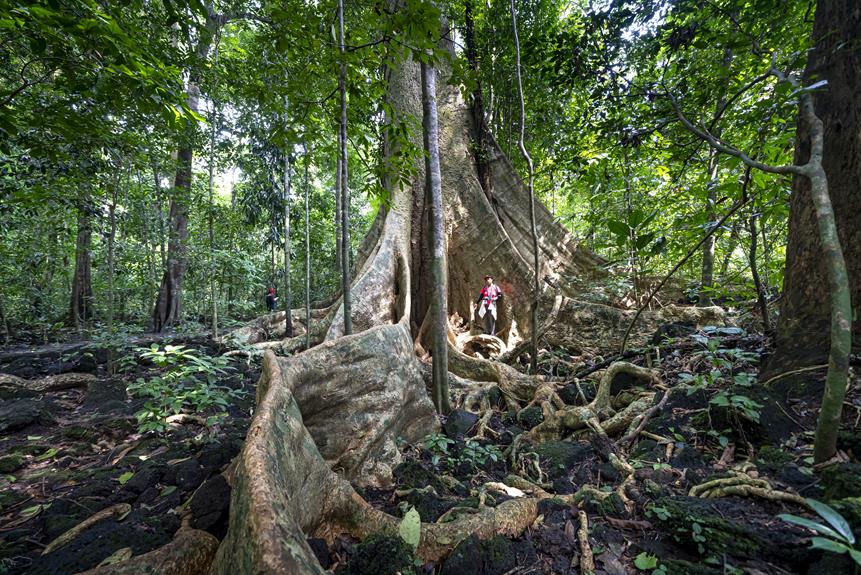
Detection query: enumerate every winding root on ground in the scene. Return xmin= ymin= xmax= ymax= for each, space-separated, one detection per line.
xmin=208 ymin=342 xmax=580 ymax=573
xmin=0 ymin=372 xmax=96 ymax=394
xmin=514 ymin=362 xmax=661 ymax=448
xmin=449 ymin=345 xmax=560 ymax=412
xmin=74 ymin=528 xmax=218 ymax=575
xmin=689 ymin=469 xmax=808 ymax=506
xmin=45 ymin=504 xmax=130 ymax=556
xmin=577 ymin=510 xmax=595 ymax=574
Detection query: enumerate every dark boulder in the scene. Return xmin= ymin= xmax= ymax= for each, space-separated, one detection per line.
xmin=444 ymin=409 xmax=479 ymax=438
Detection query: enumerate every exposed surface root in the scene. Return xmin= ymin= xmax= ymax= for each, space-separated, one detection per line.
xmin=258 ymin=323 xmax=438 ymax=486
xmin=577 ymin=510 xmax=595 ymax=574
xmin=44 ymin=504 xmax=130 ymax=556
xmin=521 ymin=361 xmax=660 ymax=443
xmin=689 ymin=469 xmax=808 ymax=506
xmin=0 ymin=372 xmax=96 ymax=393
xmin=74 ymin=528 xmax=218 ymax=575
xmin=208 ymin=356 xmax=574 ymax=572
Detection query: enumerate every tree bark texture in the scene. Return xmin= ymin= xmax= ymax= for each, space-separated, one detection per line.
xmin=464 ymin=0 xmax=493 ymax=204
xmin=421 ymin=60 xmax=451 ymax=414
xmin=509 ymin=0 xmax=541 ymax=371
xmin=283 ymin=135 xmax=294 ymax=338
xmin=766 ymin=0 xmax=860 ymax=375
xmin=70 ymin=192 xmax=94 ymax=329
xmin=338 ymin=0 xmax=352 ymax=335
xmin=152 ymin=12 xmax=219 ymax=332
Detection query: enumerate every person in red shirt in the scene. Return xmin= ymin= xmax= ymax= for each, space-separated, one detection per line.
xmin=472 ymin=274 xmax=503 ymax=336
xmin=265 ymin=287 xmax=278 ymax=312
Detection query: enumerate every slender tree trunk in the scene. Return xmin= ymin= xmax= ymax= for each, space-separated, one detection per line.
xmin=801 ymin=100 xmax=851 ymax=463
xmin=699 ymin=147 xmax=719 ymax=306
xmin=0 ymin=292 xmax=9 ymax=344
xmin=700 ymin=50 xmax=732 ymax=306
xmin=70 ymin=190 xmax=94 ymax=330
xmin=335 ymin=145 xmax=343 ymax=275
xmin=748 ymin=211 xmax=770 ymax=333
xmin=270 ymin=215 xmax=277 ymax=288
xmin=152 ymin=161 xmax=167 ymax=271
xmin=718 ymin=221 xmax=740 ymax=280
xmin=304 ymin=143 xmax=311 ymax=351
xmin=208 ymin=33 xmax=220 ymax=339
xmin=509 ymin=0 xmax=540 ymax=372
xmin=421 ymin=60 xmax=450 ymax=414
xmin=282 ymin=88 xmax=293 ymax=337
xmin=338 ymin=0 xmax=352 ymax=335
xmin=107 ymin=174 xmax=117 ymax=373
xmin=152 ymin=12 xmax=219 ymax=332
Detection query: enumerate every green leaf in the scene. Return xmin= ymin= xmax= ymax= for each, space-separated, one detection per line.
xmin=35 ymin=448 xmax=59 ymax=461
xmin=634 ymin=552 xmax=659 ymax=570
xmin=635 ymin=232 xmax=656 ymax=250
xmin=117 ymin=471 xmax=135 ymax=485
xmin=810 ymin=537 xmax=849 ymax=555
xmin=848 ymin=548 xmax=861 ymax=567
xmin=778 ymin=513 xmax=844 ymax=541
xmin=607 ymin=219 xmax=629 ymax=238
xmin=398 ymin=507 xmax=421 ymax=551
xmin=806 ymin=498 xmax=855 ymax=544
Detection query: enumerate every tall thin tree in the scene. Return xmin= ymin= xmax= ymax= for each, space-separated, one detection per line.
xmin=421 ymin=58 xmax=450 ymax=414
xmin=338 ymin=0 xmax=352 ymax=335
xmin=282 ymin=71 xmax=294 ymax=337
xmin=207 ymin=29 xmax=221 ymax=339
xmin=509 ymin=0 xmax=540 ymax=372
xmin=304 ymin=141 xmax=312 ymax=351
xmin=153 ymin=11 xmax=221 ymax=331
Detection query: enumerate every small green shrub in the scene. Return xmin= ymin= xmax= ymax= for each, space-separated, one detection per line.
xmin=779 ymin=498 xmax=861 ymax=567
xmin=127 ymin=345 xmax=244 ymax=434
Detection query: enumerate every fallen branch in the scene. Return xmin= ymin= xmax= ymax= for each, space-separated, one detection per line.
xmin=618 ymin=390 xmax=670 ymax=448
xmin=577 ymin=510 xmax=595 ymax=574
xmin=43 ymin=504 xmax=131 ymax=556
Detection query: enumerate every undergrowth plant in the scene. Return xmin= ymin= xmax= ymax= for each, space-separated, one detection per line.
xmin=779 ymin=498 xmax=861 ymax=569
xmin=127 ymin=344 xmax=244 ymax=434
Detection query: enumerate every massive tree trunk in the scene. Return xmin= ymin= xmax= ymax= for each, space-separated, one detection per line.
xmin=764 ymin=0 xmax=860 ymax=376
xmin=70 ymin=191 xmax=93 ymax=329
xmin=102 ymin=26 xmax=726 ymax=575
xmin=464 ymin=0 xmax=493 ymax=203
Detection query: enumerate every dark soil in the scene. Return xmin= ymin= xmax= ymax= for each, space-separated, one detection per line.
xmin=326 ymin=326 xmax=861 ymax=575
xmin=0 ymin=336 xmax=259 ymax=575
xmin=4 ymin=324 xmax=859 ymax=575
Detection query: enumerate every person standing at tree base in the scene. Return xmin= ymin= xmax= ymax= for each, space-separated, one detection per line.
xmin=265 ymin=287 xmax=277 ymax=313
xmin=473 ymin=274 xmax=503 ymax=336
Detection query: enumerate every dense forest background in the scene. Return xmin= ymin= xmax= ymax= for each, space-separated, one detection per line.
xmin=0 ymin=0 xmax=813 ymax=339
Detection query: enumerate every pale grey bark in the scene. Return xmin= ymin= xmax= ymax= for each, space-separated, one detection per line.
xmin=509 ymin=0 xmax=540 ymax=372
xmin=338 ymin=0 xmax=352 ymax=335
xmin=304 ymin=144 xmax=311 ymax=351
xmin=421 ymin=60 xmax=450 ymax=414
xmin=283 ymin=83 xmax=293 ymax=337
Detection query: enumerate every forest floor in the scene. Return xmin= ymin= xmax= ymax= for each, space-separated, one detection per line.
xmin=0 ymin=322 xmax=859 ymax=574
xmin=0 ymin=334 xmax=258 ymax=575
